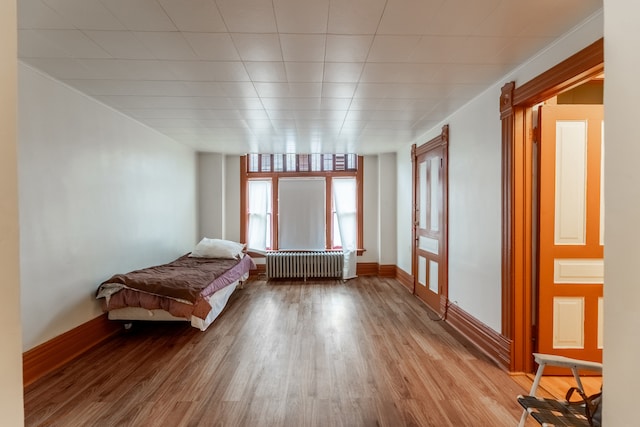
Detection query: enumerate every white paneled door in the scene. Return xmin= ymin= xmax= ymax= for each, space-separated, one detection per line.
xmin=538 ymin=104 xmax=604 ymax=365
xmin=412 ymin=128 xmax=448 ymax=314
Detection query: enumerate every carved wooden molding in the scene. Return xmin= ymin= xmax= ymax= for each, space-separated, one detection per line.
xmin=416 ymin=124 xmax=449 ymax=156
xmin=513 ymin=38 xmax=604 ymax=107
xmin=500 ymin=82 xmax=515 ymax=118
xmin=440 ymin=123 xmax=449 ymax=143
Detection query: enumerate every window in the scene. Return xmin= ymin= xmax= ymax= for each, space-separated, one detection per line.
xmin=240 ymin=154 xmax=363 ymax=253
xmin=332 ymin=177 xmax=357 ymax=250
xmin=278 ymin=177 xmax=326 ymax=250
xmin=247 ymin=180 xmax=272 ymax=250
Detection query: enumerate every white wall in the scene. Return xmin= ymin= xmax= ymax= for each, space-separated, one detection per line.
xmin=396 ymin=146 xmax=413 ymax=275
xmin=1 ymin=0 xmax=25 ymax=423
xmin=396 ymin=10 xmax=604 ymax=332
xmin=360 ymin=155 xmax=380 ymax=263
xmin=446 ymin=95 xmax=502 ymax=331
xmin=198 ymin=153 xmax=225 ymax=240
xmin=224 ymin=156 xmax=241 ymax=243
xmin=378 ymin=153 xmax=397 ymax=266
xmin=18 ymin=64 xmax=198 ymax=351
xmin=603 ymin=1 xmax=640 ymax=424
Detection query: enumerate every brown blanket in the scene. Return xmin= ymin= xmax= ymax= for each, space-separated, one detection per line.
xmin=100 ymin=255 xmax=240 ymax=303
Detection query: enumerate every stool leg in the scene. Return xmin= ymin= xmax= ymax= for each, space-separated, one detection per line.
xmin=518 ymin=362 xmax=546 ymax=427
xmin=571 ymin=367 xmax=585 ymax=393
xmin=518 ymin=408 xmax=529 ymax=427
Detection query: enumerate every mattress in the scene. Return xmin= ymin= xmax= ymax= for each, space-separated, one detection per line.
xmin=107 ymin=278 xmax=241 ymax=330
xmin=97 ymin=254 xmax=255 ymax=330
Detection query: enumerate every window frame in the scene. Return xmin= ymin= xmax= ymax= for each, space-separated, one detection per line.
xmin=240 ymin=155 xmax=364 ymax=254
xmin=246 ymin=179 xmax=273 ymax=250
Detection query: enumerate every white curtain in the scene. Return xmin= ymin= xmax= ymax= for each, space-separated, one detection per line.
xmin=333 ymin=178 xmax=357 ymax=250
xmin=333 ymin=178 xmax=357 ymax=279
xmin=247 ymin=180 xmax=271 ymax=250
xmin=279 ymin=178 xmax=326 ymax=250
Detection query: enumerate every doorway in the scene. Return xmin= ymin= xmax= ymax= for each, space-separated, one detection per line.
xmin=535 ymin=92 xmax=604 ymax=366
xmin=412 ymin=125 xmax=449 ymax=316
xmin=499 ymin=39 xmax=604 ymax=373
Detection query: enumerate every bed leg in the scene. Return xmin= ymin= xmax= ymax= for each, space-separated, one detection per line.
xmin=123 ymin=322 xmax=133 ymax=331
xmin=238 ymin=281 xmax=244 ymax=290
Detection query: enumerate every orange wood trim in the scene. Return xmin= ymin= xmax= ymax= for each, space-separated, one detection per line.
xmin=446 ymin=303 xmax=512 ymax=371
xmin=356 ymin=262 xmax=379 ymax=276
xmin=378 ymin=264 xmax=396 ymax=277
xmin=500 ymin=89 xmax=538 ymax=373
xmin=271 ymin=177 xmax=279 ymax=250
xmin=240 ymin=156 xmax=362 ymax=251
xmin=411 ymin=125 xmax=449 ymax=315
xmin=500 ymin=38 xmax=604 ymax=373
xmin=395 ymin=267 xmax=414 ymax=291
xmin=515 ymin=106 xmax=533 ymax=373
xmin=440 ymin=126 xmax=449 ymax=300
xmin=512 ymin=39 xmax=604 ymax=107
xmin=245 ymin=170 xmax=357 ymax=179
xmin=410 ymin=143 xmax=417 ymax=295
xmin=414 ymin=124 xmax=449 ymax=155
xmin=356 ymin=156 xmax=364 ymax=252
xmin=23 ymin=314 xmax=121 ymax=388
xmin=240 ymin=155 xmax=247 ymax=245
xmin=326 ymin=177 xmax=333 ymax=250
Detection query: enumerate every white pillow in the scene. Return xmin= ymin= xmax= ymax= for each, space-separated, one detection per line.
xmin=189 ymin=238 xmax=246 ymax=259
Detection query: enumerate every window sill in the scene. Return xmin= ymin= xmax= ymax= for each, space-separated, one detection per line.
xmin=248 ymin=248 xmax=365 ymax=257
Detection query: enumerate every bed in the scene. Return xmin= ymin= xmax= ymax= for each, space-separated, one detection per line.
xmin=96 ymin=239 xmax=256 ymax=331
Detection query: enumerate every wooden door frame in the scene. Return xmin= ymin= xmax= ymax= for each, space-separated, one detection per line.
xmin=500 ymin=38 xmax=604 ymax=372
xmin=412 ymin=124 xmax=449 ymax=315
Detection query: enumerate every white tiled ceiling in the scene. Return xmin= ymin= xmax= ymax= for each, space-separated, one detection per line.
xmin=17 ymin=0 xmax=602 ymax=154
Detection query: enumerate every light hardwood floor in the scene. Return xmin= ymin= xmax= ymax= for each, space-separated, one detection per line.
xmin=512 ymin=373 xmax=602 ymax=400
xmin=26 ymin=276 xmax=541 ymax=426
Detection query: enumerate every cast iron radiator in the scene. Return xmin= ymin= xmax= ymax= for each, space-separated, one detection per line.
xmin=266 ymin=251 xmax=344 ymax=280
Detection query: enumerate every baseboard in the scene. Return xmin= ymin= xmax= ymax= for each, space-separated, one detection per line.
xmin=356 ymin=262 xmax=379 ymax=276
xmin=389 ymin=267 xmax=510 ymax=370
xmin=445 ymin=303 xmax=511 ymax=371
xmin=395 ymin=267 xmax=414 ymax=292
xmin=378 ymin=264 xmax=396 ymax=277
xmin=23 ymin=314 xmax=121 ymax=388
xmin=21 ymin=267 xmax=511 ymax=389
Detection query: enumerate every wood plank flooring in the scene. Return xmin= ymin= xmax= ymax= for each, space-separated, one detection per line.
xmin=512 ymin=373 xmax=602 ymax=400
xmin=25 ymin=276 xmax=534 ymax=426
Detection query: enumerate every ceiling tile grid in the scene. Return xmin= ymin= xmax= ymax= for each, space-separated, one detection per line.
xmin=17 ymin=0 xmax=603 ymax=154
